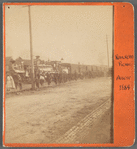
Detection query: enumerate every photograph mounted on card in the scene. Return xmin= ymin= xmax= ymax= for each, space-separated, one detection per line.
xmin=3 ymin=2 xmax=134 ymax=147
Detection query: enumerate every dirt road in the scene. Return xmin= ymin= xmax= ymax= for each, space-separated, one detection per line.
xmin=5 ymin=77 xmax=112 ymax=144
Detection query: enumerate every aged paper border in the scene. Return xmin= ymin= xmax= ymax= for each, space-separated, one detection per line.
xmin=3 ymin=2 xmax=135 ymax=147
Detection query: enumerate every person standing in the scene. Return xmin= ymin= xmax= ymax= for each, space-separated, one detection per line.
xmin=40 ymin=73 xmax=45 ymax=86
xmin=46 ymin=72 xmax=51 ymax=85
xmin=54 ymin=71 xmax=58 ymax=85
xmin=35 ymin=70 xmax=40 ymax=89
xmin=18 ymin=74 xmax=22 ymax=90
xmin=12 ymin=72 xmax=22 ymax=93
xmin=6 ymin=73 xmax=16 ymax=91
xmin=74 ymin=71 xmax=77 ymax=81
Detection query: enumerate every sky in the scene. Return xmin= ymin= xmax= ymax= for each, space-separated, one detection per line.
xmin=5 ymin=5 xmax=113 ymax=66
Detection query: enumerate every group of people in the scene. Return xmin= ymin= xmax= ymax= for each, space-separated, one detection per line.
xmin=34 ymin=70 xmax=75 ymax=89
xmin=6 ymin=66 xmax=106 ymax=92
xmin=33 ymin=69 xmax=100 ymax=89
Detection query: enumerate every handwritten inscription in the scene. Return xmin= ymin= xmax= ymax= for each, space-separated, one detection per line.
xmin=115 ymin=54 xmax=133 ymax=91
xmin=116 ymin=75 xmax=131 ymax=80
xmin=118 ymin=61 xmax=131 ymax=66
xmin=119 ymin=84 xmax=130 ymax=90
xmin=115 ymin=54 xmax=133 ymax=67
xmin=115 ymin=54 xmax=133 ymax=60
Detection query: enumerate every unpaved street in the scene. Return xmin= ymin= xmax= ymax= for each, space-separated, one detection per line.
xmin=5 ymin=77 xmax=112 ymax=144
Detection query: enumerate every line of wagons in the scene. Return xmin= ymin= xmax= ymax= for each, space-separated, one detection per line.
xmin=20 ymin=63 xmax=110 ymax=86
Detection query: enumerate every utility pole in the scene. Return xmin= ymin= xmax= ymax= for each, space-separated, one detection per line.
xmin=28 ymin=5 xmax=35 ymax=90
xmin=106 ymin=34 xmax=109 ymax=69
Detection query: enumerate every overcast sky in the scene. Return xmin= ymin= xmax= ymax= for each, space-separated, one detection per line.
xmin=5 ymin=5 xmax=113 ymax=66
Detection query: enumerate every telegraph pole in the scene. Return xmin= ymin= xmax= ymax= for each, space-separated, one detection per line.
xmin=28 ymin=5 xmax=35 ymax=90
xmin=106 ymin=34 xmax=109 ymax=68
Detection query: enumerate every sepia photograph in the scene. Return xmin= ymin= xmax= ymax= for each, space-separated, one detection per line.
xmin=4 ymin=4 xmax=113 ymax=144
